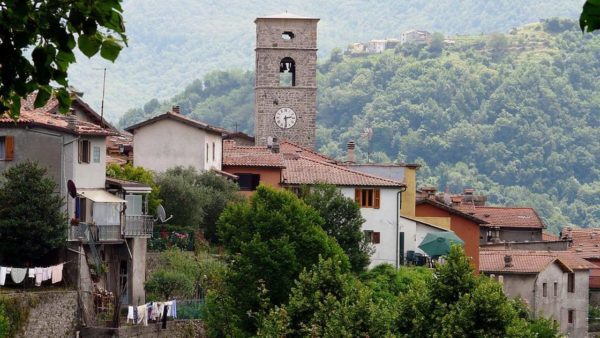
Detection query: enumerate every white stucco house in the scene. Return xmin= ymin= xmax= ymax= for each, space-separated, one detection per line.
xmin=480 ymin=249 xmax=593 ymax=337
xmin=125 ymin=107 xmax=226 ymax=173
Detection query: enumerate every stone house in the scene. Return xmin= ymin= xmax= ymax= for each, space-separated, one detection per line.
xmin=125 ymin=107 xmax=226 ymax=173
xmin=367 ymin=39 xmax=387 ymax=53
xmin=480 ymin=249 xmax=593 ymax=337
xmin=0 ymin=93 xmax=153 ymax=321
xmin=400 ymin=29 xmax=432 ymax=45
xmin=561 ymin=227 xmax=600 ymax=306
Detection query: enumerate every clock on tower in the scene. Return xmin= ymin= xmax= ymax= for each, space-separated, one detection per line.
xmin=254 ymin=13 xmax=319 ymax=149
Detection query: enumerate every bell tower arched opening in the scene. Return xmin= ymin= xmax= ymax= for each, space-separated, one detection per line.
xmin=279 ymin=57 xmax=295 ymax=86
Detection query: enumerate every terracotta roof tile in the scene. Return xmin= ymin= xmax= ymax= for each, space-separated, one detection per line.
xmin=457 ymin=206 xmax=545 ymax=229
xmin=282 ymin=154 xmax=404 ymax=187
xmin=562 ymin=228 xmax=600 ymax=259
xmin=125 ymin=111 xmax=225 ymax=134
xmin=0 ymin=110 xmax=117 ymax=136
xmin=222 ymin=141 xmax=285 ymax=168
xmin=543 ymin=232 xmax=559 ymax=241
xmin=480 ymin=250 xmax=594 ymax=274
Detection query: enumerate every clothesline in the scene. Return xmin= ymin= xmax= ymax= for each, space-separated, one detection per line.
xmin=127 ymin=300 xmax=177 ymax=326
xmin=0 ymin=262 xmax=68 ymax=287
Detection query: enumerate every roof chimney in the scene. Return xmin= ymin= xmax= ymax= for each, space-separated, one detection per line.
xmin=66 ymin=114 xmax=77 ymax=131
xmin=271 ymin=137 xmax=280 ymax=153
xmin=347 ymin=141 xmax=356 ymax=163
xmin=172 ymin=105 xmax=181 ymax=114
xmin=422 ymin=187 xmax=437 ymax=199
xmin=504 ymin=254 xmax=513 ymax=268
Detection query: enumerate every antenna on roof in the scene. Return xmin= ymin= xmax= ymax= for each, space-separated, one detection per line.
xmin=100 ymin=68 xmax=106 ymax=129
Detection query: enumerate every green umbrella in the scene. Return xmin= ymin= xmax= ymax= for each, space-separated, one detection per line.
xmin=418 ymin=232 xmax=464 ymax=257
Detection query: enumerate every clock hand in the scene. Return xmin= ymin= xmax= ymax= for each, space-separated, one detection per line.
xmin=284 ymin=116 xmax=289 ymax=128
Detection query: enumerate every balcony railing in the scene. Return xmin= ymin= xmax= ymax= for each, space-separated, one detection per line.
xmin=68 ymin=222 xmax=122 ymax=242
xmin=124 ymin=215 xmax=154 ymax=237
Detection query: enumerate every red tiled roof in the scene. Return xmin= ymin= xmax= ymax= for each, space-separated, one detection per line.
xmin=282 ymin=153 xmax=405 ymax=187
xmin=480 ymin=250 xmax=594 ymax=274
xmin=0 ymin=110 xmax=117 ymax=136
xmin=563 ymin=228 xmax=600 ymax=259
xmin=457 ymin=206 xmax=545 ymax=229
xmin=543 ymin=232 xmax=560 ymax=241
xmin=416 ymin=198 xmax=488 ymax=224
xmin=125 ymin=111 xmax=225 ymax=135
xmin=222 ymin=140 xmax=285 ymax=168
xmin=279 ymin=141 xmax=335 ymax=163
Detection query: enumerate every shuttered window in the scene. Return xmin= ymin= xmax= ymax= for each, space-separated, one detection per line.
xmin=364 ymin=230 xmax=381 ymax=244
xmin=0 ymin=136 xmax=14 ymax=161
xmin=355 ymin=188 xmax=380 ymax=208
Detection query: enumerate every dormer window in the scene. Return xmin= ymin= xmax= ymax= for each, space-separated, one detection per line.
xmin=282 ymin=31 xmax=294 ymax=40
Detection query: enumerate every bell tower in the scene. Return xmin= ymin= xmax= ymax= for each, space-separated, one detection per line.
xmin=254 ymin=13 xmax=319 ymax=149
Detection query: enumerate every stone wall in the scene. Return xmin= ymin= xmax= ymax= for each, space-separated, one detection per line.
xmin=11 ymin=290 xmax=79 ymax=338
xmin=80 ymin=320 xmax=205 ymax=337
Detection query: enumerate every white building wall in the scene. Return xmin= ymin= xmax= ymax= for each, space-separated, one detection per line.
xmin=72 ymin=136 xmax=106 ymax=189
xmin=133 ymin=119 xmax=216 ymax=173
xmin=203 ymin=132 xmax=223 ymax=171
xmin=340 ymin=187 xmax=400 ymax=267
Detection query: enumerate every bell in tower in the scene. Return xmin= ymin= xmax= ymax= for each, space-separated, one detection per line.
xmin=254 ymin=13 xmax=319 ymax=149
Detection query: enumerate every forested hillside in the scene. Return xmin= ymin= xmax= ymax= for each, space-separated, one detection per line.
xmin=68 ymin=0 xmax=582 ymax=118
xmin=120 ymin=19 xmax=600 ymax=233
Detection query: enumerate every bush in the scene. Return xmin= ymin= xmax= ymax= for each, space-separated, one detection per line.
xmin=145 ymin=270 xmax=195 ymax=300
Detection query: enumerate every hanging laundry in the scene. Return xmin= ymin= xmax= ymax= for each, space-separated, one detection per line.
xmin=28 ymin=268 xmax=34 ymax=278
xmin=0 ymin=267 xmax=7 ymax=286
xmin=51 ymin=264 xmax=63 ymax=284
xmin=34 ymin=268 xmax=43 ymax=286
xmin=169 ymin=300 xmax=177 ymax=318
xmin=136 ymin=304 xmax=148 ymax=326
xmin=127 ymin=306 xmax=134 ymax=324
xmin=10 ymin=268 xmax=27 ymax=284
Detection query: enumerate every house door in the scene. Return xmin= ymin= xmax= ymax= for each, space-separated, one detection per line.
xmin=119 ymin=260 xmax=129 ymax=305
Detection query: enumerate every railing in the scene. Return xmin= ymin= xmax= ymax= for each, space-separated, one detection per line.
xmin=124 ymin=215 xmax=154 ymax=237
xmin=69 ymin=223 xmax=122 ymax=242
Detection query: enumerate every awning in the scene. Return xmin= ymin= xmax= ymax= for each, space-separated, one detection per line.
xmin=78 ymin=189 xmax=126 ymax=203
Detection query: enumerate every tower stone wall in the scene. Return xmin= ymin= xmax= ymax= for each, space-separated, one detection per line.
xmin=254 ymin=15 xmax=319 ymax=149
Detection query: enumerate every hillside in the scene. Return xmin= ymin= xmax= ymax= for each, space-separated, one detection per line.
xmin=67 ymin=0 xmax=583 ymax=120
xmin=119 ymin=19 xmax=600 ymax=234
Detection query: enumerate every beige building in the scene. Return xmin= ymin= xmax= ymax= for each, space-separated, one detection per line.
xmin=367 ymin=39 xmax=387 ymax=53
xmin=125 ymin=107 xmax=225 ymax=173
xmin=480 ymin=250 xmax=593 ymax=337
xmin=400 ymin=29 xmax=432 ymax=45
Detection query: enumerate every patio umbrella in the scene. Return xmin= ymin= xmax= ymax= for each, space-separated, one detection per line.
xmin=418 ymin=232 xmax=464 ymax=257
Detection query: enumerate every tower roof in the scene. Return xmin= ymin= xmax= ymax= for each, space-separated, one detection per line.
xmin=255 ymin=12 xmax=319 ymax=21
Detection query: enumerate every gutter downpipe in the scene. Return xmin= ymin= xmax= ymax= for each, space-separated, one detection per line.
xmin=396 ymin=186 xmax=407 ymax=269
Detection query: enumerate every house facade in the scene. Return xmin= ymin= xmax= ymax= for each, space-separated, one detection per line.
xmin=125 ymin=108 xmax=225 ymax=173
xmin=0 ymin=93 xmax=153 ymax=320
xmin=480 ymin=250 xmax=593 ymax=337
xmin=400 ymin=29 xmax=432 ymax=45
xmin=561 ymin=227 xmax=600 ymax=306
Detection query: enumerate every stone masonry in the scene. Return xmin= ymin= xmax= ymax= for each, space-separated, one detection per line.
xmin=254 ymin=14 xmax=319 ymax=149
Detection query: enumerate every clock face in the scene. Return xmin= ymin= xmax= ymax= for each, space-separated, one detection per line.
xmin=274 ymin=107 xmax=297 ymax=129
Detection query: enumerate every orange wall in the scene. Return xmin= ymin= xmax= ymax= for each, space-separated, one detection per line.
xmin=415 ymin=203 xmax=480 ymax=272
xmin=222 ymin=166 xmax=282 ymax=196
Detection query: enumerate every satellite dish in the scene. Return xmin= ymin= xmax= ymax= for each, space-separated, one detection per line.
xmin=67 ymin=180 xmax=77 ymax=198
xmin=154 ymin=204 xmax=173 ymax=223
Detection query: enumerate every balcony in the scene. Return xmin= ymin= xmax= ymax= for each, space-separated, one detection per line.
xmin=124 ymin=215 xmax=154 ymax=238
xmin=69 ymin=223 xmax=122 ymax=242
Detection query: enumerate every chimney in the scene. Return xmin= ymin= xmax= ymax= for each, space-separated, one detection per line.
xmin=66 ymin=114 xmax=77 ymax=131
xmin=422 ymin=187 xmax=437 ymax=199
xmin=172 ymin=105 xmax=181 ymax=114
xmin=504 ymin=254 xmax=513 ymax=268
xmin=347 ymin=141 xmax=356 ymax=163
xmin=271 ymin=137 xmax=280 ymax=153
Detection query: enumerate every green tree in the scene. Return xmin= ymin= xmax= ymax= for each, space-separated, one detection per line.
xmin=0 ymin=0 xmax=127 ymax=117
xmin=106 ymin=163 xmax=161 ymax=213
xmin=156 ymin=167 xmax=240 ymax=241
xmin=0 ymin=162 xmax=66 ymax=265
xmin=145 ymin=270 xmax=194 ymax=300
xmin=300 ymin=184 xmax=372 ymax=273
xmin=207 ymin=186 xmax=348 ymax=336
xmin=580 ymin=0 xmax=600 ymax=32
xmin=429 ymin=32 xmax=445 ymax=54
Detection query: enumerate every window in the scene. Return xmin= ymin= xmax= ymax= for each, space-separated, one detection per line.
xmin=568 ymin=309 xmax=575 ymax=324
xmin=542 ymin=283 xmax=547 ymax=297
xmin=79 ymin=140 xmax=90 ymax=163
xmin=279 ymin=57 xmax=296 ymax=86
xmin=93 ymin=146 xmax=101 ymax=163
xmin=0 ymin=136 xmax=14 ymax=161
xmin=554 ymin=282 xmax=558 ymax=296
xmin=282 ymin=31 xmax=294 ymax=40
xmin=75 ymin=197 xmax=87 ymax=222
xmin=236 ymin=173 xmax=260 ymax=191
xmin=354 ymin=188 xmax=380 ymax=208
xmin=364 ymin=230 xmax=380 ymax=244
xmin=212 ymin=142 xmax=215 ymax=161
xmin=568 ymin=273 xmax=575 ymax=293
xmin=206 ymin=144 xmax=209 ymax=161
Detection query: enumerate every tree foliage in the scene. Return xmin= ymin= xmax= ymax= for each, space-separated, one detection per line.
xmin=106 ymin=163 xmax=161 ymax=213
xmin=300 ymin=184 xmax=372 ymax=273
xmin=156 ymin=167 xmax=240 ymax=241
xmin=580 ymin=0 xmax=600 ymax=32
xmin=0 ymin=162 xmax=66 ymax=265
xmin=0 ymin=0 xmax=127 ymax=117
xmin=206 ymin=186 xmax=348 ymax=336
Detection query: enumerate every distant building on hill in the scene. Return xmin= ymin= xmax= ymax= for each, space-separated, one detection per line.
xmin=367 ymin=39 xmax=387 ymax=53
xmin=400 ymin=29 xmax=432 ymax=45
